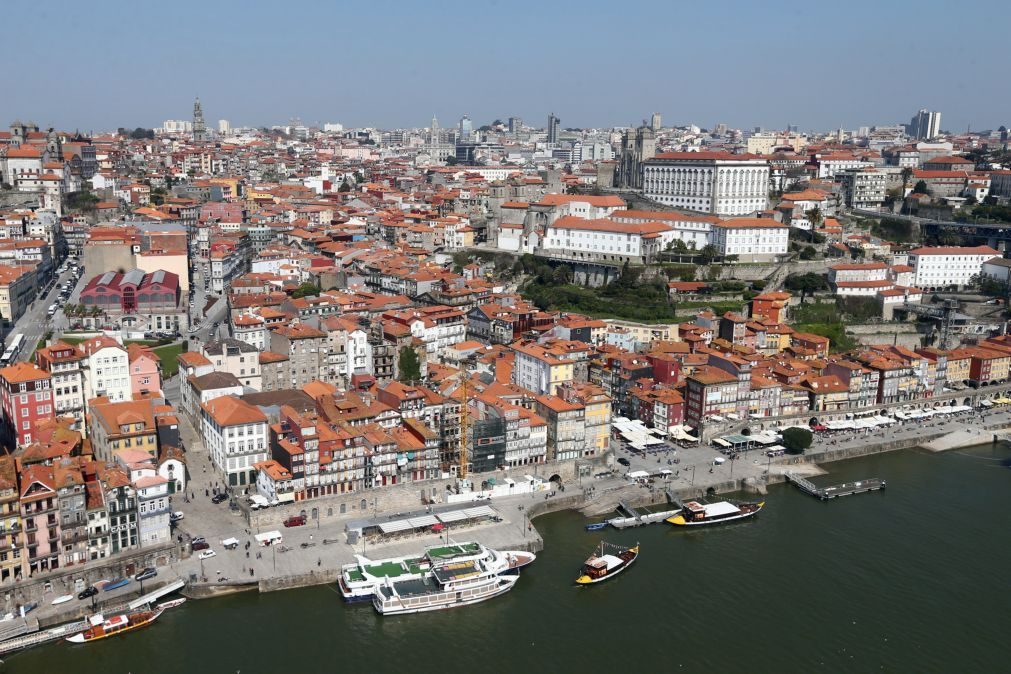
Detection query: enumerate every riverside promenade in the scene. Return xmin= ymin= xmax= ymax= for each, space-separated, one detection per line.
xmin=14 ymin=401 xmax=1011 ymax=633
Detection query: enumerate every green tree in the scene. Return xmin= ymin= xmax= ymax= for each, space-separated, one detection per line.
xmin=900 ymin=167 xmax=913 ymax=191
xmin=805 ymin=206 xmax=823 ymax=231
xmin=291 ymin=282 xmax=320 ymax=298
xmin=445 ymin=155 xmax=459 ymax=166
xmin=799 ymin=246 xmax=817 ymax=260
xmin=699 ymin=244 xmax=719 ymax=265
xmin=398 ymin=346 xmax=421 ymax=383
xmin=552 ymin=264 xmax=572 ymax=285
xmin=913 ymin=180 xmax=930 ymax=195
xmin=784 ymin=272 xmax=828 ymax=302
xmin=782 ymin=427 xmax=813 ymax=454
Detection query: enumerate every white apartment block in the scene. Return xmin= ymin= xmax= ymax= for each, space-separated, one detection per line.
xmin=642 ymin=152 xmax=770 ymax=216
xmin=200 ymin=396 xmax=269 ymax=488
xmin=710 ymin=218 xmax=788 ymax=262
xmin=80 ymin=337 xmax=132 ymax=403
xmin=907 ymin=246 xmax=1000 ymax=290
xmin=542 ymin=216 xmax=674 ymax=264
xmin=609 ymin=210 xmax=719 ymax=250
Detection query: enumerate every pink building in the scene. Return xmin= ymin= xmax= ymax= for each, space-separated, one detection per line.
xmin=128 ymin=344 xmax=162 ymax=397
xmin=19 ymin=464 xmax=60 ymax=576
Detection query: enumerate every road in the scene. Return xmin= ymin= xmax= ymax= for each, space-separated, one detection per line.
xmin=5 ymin=263 xmax=78 ymax=362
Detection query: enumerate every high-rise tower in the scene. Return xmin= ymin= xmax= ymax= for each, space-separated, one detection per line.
xmin=193 ymin=97 xmax=207 ymax=141
xmin=547 ymin=113 xmax=560 ymax=144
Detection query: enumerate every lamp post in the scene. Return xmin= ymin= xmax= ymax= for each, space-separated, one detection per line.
xmin=689 ymin=464 xmax=696 ymax=488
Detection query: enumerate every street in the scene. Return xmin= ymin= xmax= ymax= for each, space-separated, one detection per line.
xmin=5 ymin=264 xmax=77 ymax=360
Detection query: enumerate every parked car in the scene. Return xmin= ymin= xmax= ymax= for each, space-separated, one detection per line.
xmin=191 ymin=540 xmax=210 ymax=551
xmin=134 ymin=568 xmax=157 ymax=582
xmin=170 ymin=511 xmax=185 ymax=523
xmin=617 ymin=457 xmax=631 ymax=467
xmin=211 ymin=493 xmax=228 ymax=504
xmin=197 ymin=549 xmax=216 ymax=560
xmin=77 ymin=586 xmax=98 ymax=600
xmin=283 ymin=515 xmax=306 ymax=528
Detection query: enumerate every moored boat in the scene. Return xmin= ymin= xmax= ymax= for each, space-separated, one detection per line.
xmin=339 ymin=541 xmax=533 ymax=602
xmin=51 ymin=594 xmax=73 ymax=606
xmin=155 ymin=598 xmax=187 ymax=610
xmin=372 ymin=556 xmax=519 ymax=615
xmin=585 ymin=522 xmax=608 ymax=531
xmin=65 ymin=609 xmax=162 ymax=644
xmin=102 ymin=578 xmax=130 ymax=592
xmin=575 ymin=542 xmax=639 ymax=585
xmin=666 ymin=500 xmax=764 ymax=527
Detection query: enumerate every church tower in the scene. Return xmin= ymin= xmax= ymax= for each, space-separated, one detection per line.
xmin=193 ymin=97 xmax=207 ymax=141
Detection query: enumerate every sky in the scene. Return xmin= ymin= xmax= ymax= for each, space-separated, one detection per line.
xmin=5 ymin=0 xmax=1009 ymax=134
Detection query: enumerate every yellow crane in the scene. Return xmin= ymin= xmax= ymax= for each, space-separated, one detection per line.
xmin=458 ymin=367 xmax=469 ymax=479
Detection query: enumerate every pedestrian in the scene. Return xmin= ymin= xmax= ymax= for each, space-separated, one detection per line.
xmin=317 ymin=558 xmax=321 ymax=567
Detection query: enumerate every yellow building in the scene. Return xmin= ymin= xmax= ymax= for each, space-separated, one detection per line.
xmin=88 ymin=399 xmax=160 ymax=462
xmin=557 ymin=382 xmax=612 ymax=458
xmin=511 ymin=339 xmax=591 ymax=396
xmin=0 ymin=456 xmax=22 ymax=583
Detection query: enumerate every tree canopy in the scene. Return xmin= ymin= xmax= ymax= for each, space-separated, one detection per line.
xmin=782 ymin=427 xmax=813 ymax=454
xmin=398 ymin=346 xmax=422 ymax=383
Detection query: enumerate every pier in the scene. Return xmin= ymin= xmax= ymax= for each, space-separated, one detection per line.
xmin=0 ymin=618 xmax=88 ymax=655
xmin=786 ymin=473 xmax=887 ymax=500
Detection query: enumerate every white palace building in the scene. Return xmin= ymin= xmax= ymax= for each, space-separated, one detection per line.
xmin=642 ymin=151 xmax=771 ymax=217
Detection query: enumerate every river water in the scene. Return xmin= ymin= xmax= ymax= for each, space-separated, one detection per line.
xmin=12 ymin=444 xmax=1011 ymax=673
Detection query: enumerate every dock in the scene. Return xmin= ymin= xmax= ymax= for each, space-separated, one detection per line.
xmin=607 ymin=502 xmax=680 ymax=529
xmin=0 ymin=579 xmax=186 ymax=657
xmin=786 ymin=472 xmax=887 ymax=500
xmin=0 ymin=618 xmax=88 ymax=655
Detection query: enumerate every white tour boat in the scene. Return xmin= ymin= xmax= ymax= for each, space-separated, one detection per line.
xmin=372 ymin=554 xmax=520 ymax=615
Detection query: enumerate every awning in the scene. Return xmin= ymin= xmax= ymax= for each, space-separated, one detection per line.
xmin=713 ymin=438 xmax=732 ymax=448
xmin=378 ymin=520 xmax=412 ymax=534
xmin=406 ymin=515 xmax=439 ymax=528
xmin=979 ymin=399 xmax=994 ymax=407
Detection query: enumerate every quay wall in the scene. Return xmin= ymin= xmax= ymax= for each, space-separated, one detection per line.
xmin=247 ymin=458 xmax=592 ymax=530
xmin=3 ymin=542 xmax=182 ymax=617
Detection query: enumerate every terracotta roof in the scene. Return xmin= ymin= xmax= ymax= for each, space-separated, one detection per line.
xmin=201 ymin=395 xmax=267 ymax=426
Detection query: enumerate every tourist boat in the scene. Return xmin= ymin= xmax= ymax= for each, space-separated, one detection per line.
xmin=339 ymin=542 xmax=534 ymax=602
xmin=666 ymin=500 xmax=764 ymax=527
xmin=66 ymin=609 xmax=163 ymax=644
xmin=575 ymin=542 xmax=639 ymax=585
xmin=102 ymin=577 xmax=130 ymax=592
xmin=51 ymin=594 xmax=73 ymax=606
xmin=372 ymin=557 xmax=519 ymax=615
xmin=585 ymin=522 xmax=608 ymax=531
xmin=156 ymin=598 xmax=187 ymax=611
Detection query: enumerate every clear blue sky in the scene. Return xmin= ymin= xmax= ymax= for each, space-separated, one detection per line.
xmin=6 ymin=0 xmax=1009 ymax=133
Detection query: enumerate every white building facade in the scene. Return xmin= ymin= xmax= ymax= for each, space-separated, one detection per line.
xmin=907 ymin=246 xmax=1000 ymax=290
xmin=642 ymin=152 xmax=770 ymax=216
xmin=710 ymin=218 xmax=789 ymax=262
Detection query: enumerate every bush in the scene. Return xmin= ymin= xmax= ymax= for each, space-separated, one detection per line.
xmin=782 ymin=427 xmax=813 ymax=454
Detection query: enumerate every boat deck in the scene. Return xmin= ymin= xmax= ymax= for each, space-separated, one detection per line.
xmin=426 ymin=543 xmax=481 ymax=560
xmin=432 ymin=561 xmax=481 ymax=584
xmin=386 ymin=578 xmax=433 ymax=598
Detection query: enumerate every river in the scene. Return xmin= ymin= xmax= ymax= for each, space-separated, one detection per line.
xmin=11 ymin=444 xmax=1011 ymax=673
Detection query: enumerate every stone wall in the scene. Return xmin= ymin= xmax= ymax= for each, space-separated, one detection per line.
xmin=247 ymin=459 xmax=586 ymax=530
xmin=7 ymin=542 xmax=182 ymax=620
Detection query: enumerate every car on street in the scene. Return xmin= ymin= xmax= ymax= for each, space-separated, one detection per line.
xmin=283 ymin=515 xmax=306 ymax=527
xmin=211 ymin=493 xmax=228 ymax=504
xmin=134 ymin=568 xmax=157 ymax=581
xmin=617 ymin=457 xmax=631 ymax=467
xmin=191 ymin=540 xmax=210 ymax=551
xmin=170 ymin=511 xmax=185 ymax=523
xmin=77 ymin=586 xmax=99 ymax=600
xmin=197 ymin=550 xmax=216 ymax=560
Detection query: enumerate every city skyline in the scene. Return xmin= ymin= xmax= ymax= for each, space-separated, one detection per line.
xmin=4 ymin=0 xmax=1009 ymax=133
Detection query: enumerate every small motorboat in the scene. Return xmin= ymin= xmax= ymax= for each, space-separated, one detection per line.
xmin=51 ymin=595 xmax=74 ymax=606
xmin=575 ymin=542 xmax=639 ymax=585
xmin=501 ymin=550 xmax=537 ymax=575
xmin=584 ymin=522 xmax=608 ymax=531
xmin=156 ymin=598 xmax=186 ymax=611
xmin=102 ymin=578 xmax=130 ymax=592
